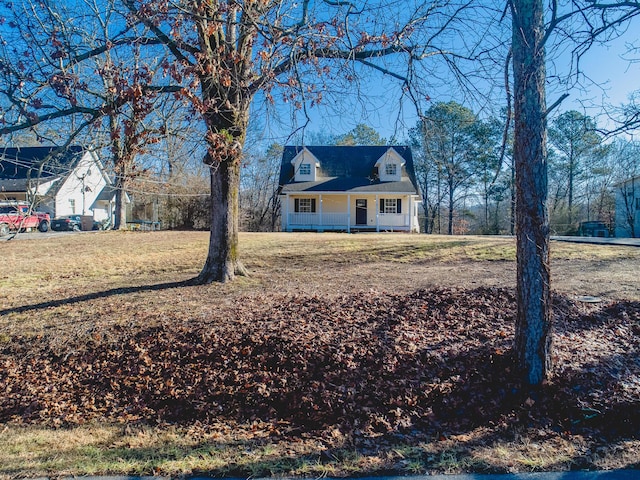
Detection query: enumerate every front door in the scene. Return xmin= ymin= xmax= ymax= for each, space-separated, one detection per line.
xmin=355 ymin=199 xmax=367 ymax=225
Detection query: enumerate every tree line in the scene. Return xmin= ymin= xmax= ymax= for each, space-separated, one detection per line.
xmin=239 ymin=108 xmax=640 ymax=238
xmin=410 ymin=104 xmax=640 ymax=237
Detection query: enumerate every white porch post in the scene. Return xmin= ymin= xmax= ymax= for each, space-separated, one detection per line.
xmin=376 ymin=194 xmax=380 ymax=232
xmin=284 ymin=195 xmax=290 ymax=232
xmin=408 ymin=195 xmax=412 ymax=231
xmin=319 ymin=194 xmax=323 ymax=231
xmin=347 ymin=194 xmax=351 ymax=233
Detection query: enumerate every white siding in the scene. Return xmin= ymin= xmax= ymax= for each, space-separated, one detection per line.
xmin=54 ymin=152 xmax=108 ymax=218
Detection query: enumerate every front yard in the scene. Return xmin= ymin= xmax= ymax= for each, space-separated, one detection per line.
xmin=0 ymin=231 xmax=639 ymax=478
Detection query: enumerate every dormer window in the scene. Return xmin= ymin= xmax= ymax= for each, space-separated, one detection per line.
xmin=299 ymin=163 xmax=311 ymax=175
xmin=385 ymin=163 xmax=397 ymax=176
xmin=291 ymin=147 xmax=320 ymax=182
xmin=375 ymin=147 xmax=405 ymax=182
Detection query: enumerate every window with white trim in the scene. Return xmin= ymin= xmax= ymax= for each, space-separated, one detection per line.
xmin=295 ymin=198 xmax=316 ymax=213
xmin=384 ymin=199 xmax=397 ymax=214
xmin=299 ymin=163 xmax=311 ymax=175
xmin=385 ymin=163 xmax=397 ymax=176
xmin=299 ymin=198 xmax=312 ymax=212
xmin=380 ymin=198 xmax=402 ymax=214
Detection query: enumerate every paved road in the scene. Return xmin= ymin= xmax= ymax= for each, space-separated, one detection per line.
xmin=551 ymin=236 xmax=640 ymax=247
xmin=355 ymin=474 xmax=638 ymax=480
xmin=0 ymin=229 xmax=98 ymax=241
xmin=389 ymin=472 xmax=640 ymax=479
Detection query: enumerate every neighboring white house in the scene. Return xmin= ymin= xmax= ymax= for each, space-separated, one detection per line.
xmin=0 ymin=146 xmax=117 ymax=224
xmin=278 ymin=145 xmax=421 ymax=233
xmin=615 ymin=175 xmax=640 ymax=238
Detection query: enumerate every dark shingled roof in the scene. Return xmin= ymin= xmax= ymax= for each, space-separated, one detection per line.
xmin=278 ymin=145 xmax=419 ymax=194
xmin=0 ymin=146 xmax=84 ymax=192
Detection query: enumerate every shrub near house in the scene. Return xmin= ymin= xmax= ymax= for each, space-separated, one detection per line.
xmin=0 ymin=202 xmax=50 ymax=236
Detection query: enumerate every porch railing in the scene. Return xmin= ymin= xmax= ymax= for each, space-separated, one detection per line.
xmin=288 ymin=212 xmax=349 ymax=227
xmin=287 ymin=212 xmax=410 ymax=229
xmin=378 ymin=213 xmax=409 ymax=227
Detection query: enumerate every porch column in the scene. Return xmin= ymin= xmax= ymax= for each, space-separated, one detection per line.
xmin=408 ymin=195 xmax=412 ymax=231
xmin=284 ymin=195 xmax=290 ymax=232
xmin=347 ymin=194 xmax=351 ymax=233
xmin=319 ymin=194 xmax=323 ymax=230
xmin=376 ymin=194 xmax=380 ymax=232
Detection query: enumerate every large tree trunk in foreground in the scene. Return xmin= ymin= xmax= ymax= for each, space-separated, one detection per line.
xmin=197 ymin=155 xmax=246 ymax=283
xmin=512 ymin=0 xmax=552 ymax=385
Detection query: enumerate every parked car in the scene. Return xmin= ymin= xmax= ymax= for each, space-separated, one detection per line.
xmin=51 ymin=215 xmax=101 ymax=232
xmin=0 ymin=202 xmax=50 ymax=236
xmin=51 ymin=215 xmax=81 ymax=232
xmin=577 ymin=221 xmax=610 ymax=238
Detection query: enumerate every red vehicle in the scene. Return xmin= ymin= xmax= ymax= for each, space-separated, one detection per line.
xmin=0 ymin=202 xmax=50 ymax=236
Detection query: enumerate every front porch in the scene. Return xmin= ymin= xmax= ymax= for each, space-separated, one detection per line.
xmin=282 ymin=194 xmax=420 ymax=233
xmin=286 ymin=212 xmax=412 ymax=232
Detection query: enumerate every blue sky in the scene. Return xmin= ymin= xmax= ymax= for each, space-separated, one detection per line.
xmin=254 ymin=16 xmax=640 ymax=145
xmin=3 ymin=0 xmax=635 ymax=148
xmin=562 ymin=32 xmax=640 ymax=125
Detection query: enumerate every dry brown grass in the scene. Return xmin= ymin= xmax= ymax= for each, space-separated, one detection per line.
xmin=2 ymin=231 xmax=639 ymax=338
xmin=1 ymin=231 xmax=639 ymax=478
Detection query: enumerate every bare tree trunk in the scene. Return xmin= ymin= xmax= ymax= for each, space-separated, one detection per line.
xmin=622 ymin=181 xmax=637 ymax=238
xmin=194 ymin=79 xmax=251 ymax=283
xmin=197 ymin=154 xmax=247 ymax=283
xmin=512 ymin=0 xmax=552 ymax=385
xmin=493 ymin=199 xmax=501 ymax=233
xmin=113 ymin=177 xmax=127 ymax=230
xmin=448 ymin=181 xmax=454 ymax=235
xmin=568 ymin=156 xmax=575 ymax=227
xmin=437 ymin=170 xmax=442 ymax=234
xmin=510 ymin=157 xmax=516 ymax=236
xmin=484 ymin=194 xmax=490 ymax=233
xmin=108 ymin=109 xmax=133 ymax=231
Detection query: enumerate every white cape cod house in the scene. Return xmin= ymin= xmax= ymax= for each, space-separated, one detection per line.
xmin=279 ymin=145 xmax=421 ymax=232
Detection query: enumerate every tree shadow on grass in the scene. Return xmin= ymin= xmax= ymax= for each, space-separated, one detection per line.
xmin=0 ymin=420 xmax=527 ymax=478
xmin=0 ymin=279 xmax=198 ymax=316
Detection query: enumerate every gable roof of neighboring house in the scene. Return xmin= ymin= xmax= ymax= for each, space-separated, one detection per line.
xmin=279 ymin=145 xmax=419 ymax=194
xmin=0 ymin=146 xmax=85 ymax=194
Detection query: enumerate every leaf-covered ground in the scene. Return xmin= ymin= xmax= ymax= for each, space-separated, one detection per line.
xmin=1 ymin=286 xmax=639 ymax=467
